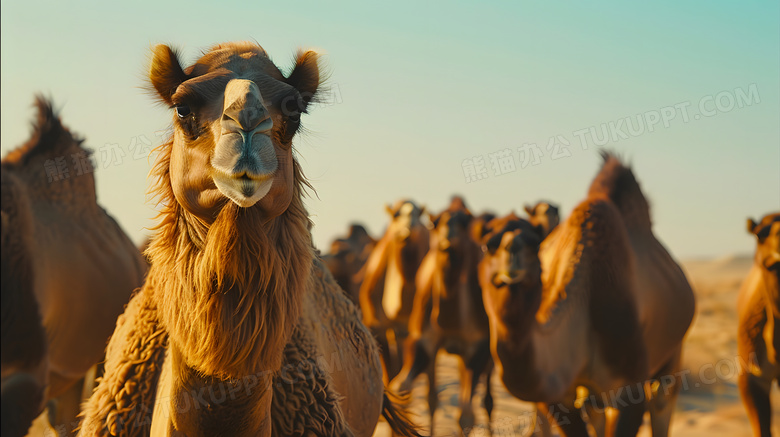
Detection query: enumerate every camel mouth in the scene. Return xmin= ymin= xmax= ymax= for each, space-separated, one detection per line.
xmin=212 ymin=170 xmax=274 ymax=207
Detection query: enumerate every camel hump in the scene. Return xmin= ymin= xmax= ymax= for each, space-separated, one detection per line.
xmin=574 ymin=197 xmax=648 ymax=382
xmin=1 ymin=96 xmax=87 ymax=168
xmin=587 ymin=151 xmax=651 ymax=232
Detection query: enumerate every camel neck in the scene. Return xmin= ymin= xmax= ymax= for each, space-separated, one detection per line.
xmin=168 ymin=345 xmax=273 ymax=437
xmin=148 ymin=197 xmax=314 ymax=379
xmin=760 ymin=267 xmax=780 ymax=318
xmin=490 ymin=277 xmax=584 ymax=403
xmin=434 ymin=243 xmax=486 ymax=327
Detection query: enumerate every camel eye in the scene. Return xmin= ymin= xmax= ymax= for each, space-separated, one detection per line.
xmin=175 ymin=105 xmax=191 ymax=118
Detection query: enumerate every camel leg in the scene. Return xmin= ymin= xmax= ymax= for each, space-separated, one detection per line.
xmin=390 ymin=324 xmax=409 ymax=380
xmin=456 ymin=356 xmax=476 ymax=434
xmin=582 ymin=402 xmax=606 ymax=437
xmin=738 ymin=371 xmax=773 ymax=437
xmin=483 ymin=360 xmax=494 ymax=426
xmin=647 ymin=349 xmax=684 ymax=437
xmin=460 ymin=342 xmax=493 ymax=435
xmin=532 ymin=403 xmax=553 ymax=437
xmin=613 ymin=397 xmax=645 ymax=437
xmin=47 ymin=375 xmax=87 ymax=436
xmin=426 ymin=355 xmax=439 ymax=437
xmin=374 ymin=328 xmax=394 ymax=385
xmin=390 ymin=334 xmax=434 ymax=396
xmin=546 ymin=402 xmax=589 ymax=437
xmin=385 ymin=328 xmax=402 ymax=381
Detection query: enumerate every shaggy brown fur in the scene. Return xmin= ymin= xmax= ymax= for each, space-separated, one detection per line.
xmin=737 ymin=212 xmax=780 ymax=436
xmin=144 ymin=143 xmax=314 ymax=377
xmin=77 ymin=289 xmax=167 ymax=436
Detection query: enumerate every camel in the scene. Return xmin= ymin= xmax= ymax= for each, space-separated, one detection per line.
xmin=524 ymin=201 xmax=560 ymax=239
xmin=478 ymin=152 xmax=695 ymax=437
xmin=1 ymin=98 xmax=147 ymax=436
xmin=738 ymin=212 xmax=780 ymax=436
xmin=322 ymin=223 xmax=376 ymax=304
xmin=360 ymin=200 xmax=430 ymax=382
xmin=390 ymin=196 xmax=494 ymax=436
xmin=78 ymin=41 xmax=419 ymax=437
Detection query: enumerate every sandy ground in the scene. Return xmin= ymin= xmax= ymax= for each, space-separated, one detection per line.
xmin=373 ymin=255 xmax=780 ymax=436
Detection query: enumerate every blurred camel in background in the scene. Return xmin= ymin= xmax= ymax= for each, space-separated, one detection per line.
xmin=1 ymin=98 xmax=146 ymax=436
xmin=360 ymin=199 xmax=429 ymax=382
xmin=738 ymin=212 xmax=780 ymax=437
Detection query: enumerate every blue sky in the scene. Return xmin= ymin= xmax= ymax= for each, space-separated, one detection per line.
xmin=2 ymin=0 xmax=778 ymax=258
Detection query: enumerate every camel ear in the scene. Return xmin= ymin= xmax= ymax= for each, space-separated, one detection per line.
xmin=385 ymin=204 xmax=394 ymax=217
xmin=524 ymin=204 xmax=535 ymax=216
xmin=427 ymin=212 xmax=439 ymax=227
xmin=747 ymin=218 xmax=758 ymax=235
xmin=149 ymin=44 xmax=187 ymax=106
xmin=286 ymin=50 xmax=320 ymax=109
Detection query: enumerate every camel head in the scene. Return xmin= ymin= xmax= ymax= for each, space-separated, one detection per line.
xmin=149 ymin=41 xmax=320 ymax=223
xmin=385 ymin=200 xmax=426 ymax=242
xmin=748 ymin=212 xmax=780 ymax=274
xmin=470 ymin=212 xmax=497 ymax=243
xmin=324 ymin=224 xmax=375 ymax=300
xmin=428 ymin=196 xmax=474 ymax=256
xmin=329 ymin=224 xmax=375 ymax=264
xmin=478 ymin=213 xmax=543 ymax=330
xmin=524 ymin=200 xmax=560 ymax=239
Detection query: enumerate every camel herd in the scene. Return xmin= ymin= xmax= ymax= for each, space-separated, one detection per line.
xmin=0 ymin=40 xmax=777 ymax=437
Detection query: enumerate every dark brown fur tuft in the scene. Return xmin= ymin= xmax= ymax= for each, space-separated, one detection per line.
xmin=587 ymin=151 xmax=651 ymax=232
xmin=2 ymin=96 xmax=85 ymax=167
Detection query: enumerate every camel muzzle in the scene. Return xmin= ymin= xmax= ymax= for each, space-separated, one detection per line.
xmin=211 ymin=79 xmax=278 ymax=207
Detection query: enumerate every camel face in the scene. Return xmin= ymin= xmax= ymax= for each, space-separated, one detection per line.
xmin=149 ymin=42 xmax=319 ymax=220
xmin=323 ymin=224 xmax=376 ymax=303
xmin=524 ymin=200 xmax=560 ymax=238
xmin=430 ymin=209 xmax=473 ymax=255
xmin=748 ymin=213 xmax=780 ymax=273
xmin=386 ymin=200 xmax=426 ymax=243
xmin=478 ymin=214 xmax=542 ymax=320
